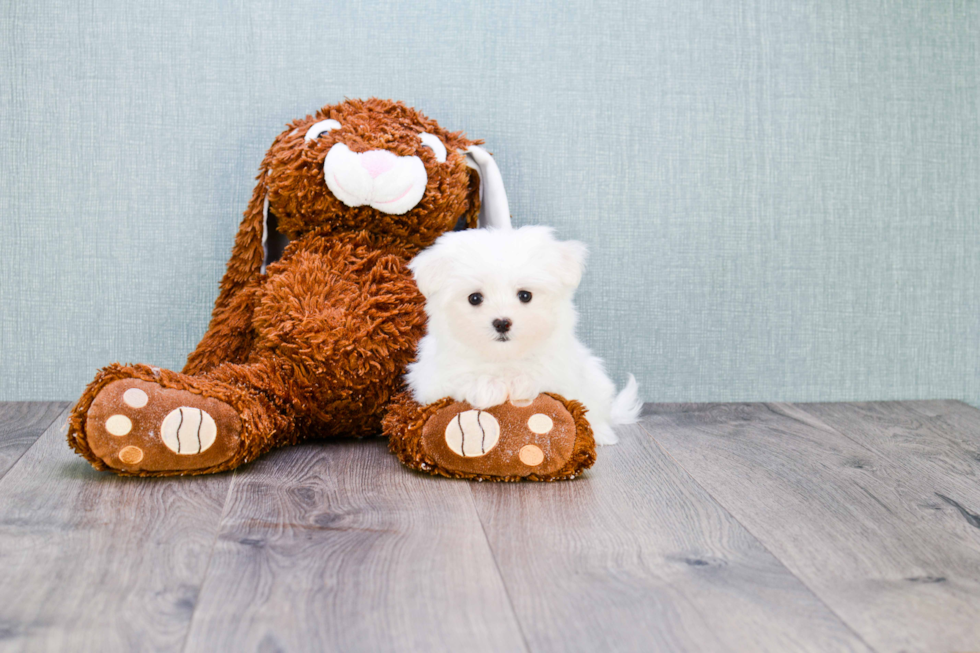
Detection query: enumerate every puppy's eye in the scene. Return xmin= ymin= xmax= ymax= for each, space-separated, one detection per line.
xmin=418 ymin=132 xmax=448 ymax=163
xmin=517 ymin=290 xmax=532 ymax=303
xmin=305 ymin=119 xmax=341 ymax=142
xmin=468 ymin=292 xmax=483 ymax=306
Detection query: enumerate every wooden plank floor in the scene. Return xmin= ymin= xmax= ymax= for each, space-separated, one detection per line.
xmin=0 ymin=400 xmax=978 ymax=652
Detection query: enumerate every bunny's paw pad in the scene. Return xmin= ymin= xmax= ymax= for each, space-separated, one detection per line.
xmin=84 ymin=379 xmax=241 ymax=473
xmin=419 ymin=395 xmax=584 ymax=480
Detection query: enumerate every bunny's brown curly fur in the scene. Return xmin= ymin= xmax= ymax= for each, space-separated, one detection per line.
xmin=68 ymin=99 xmax=483 ymax=476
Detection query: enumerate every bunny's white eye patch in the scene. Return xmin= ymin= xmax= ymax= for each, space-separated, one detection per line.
xmin=305 ymin=119 xmax=341 ymax=142
xmin=418 ymin=132 xmax=447 ymax=163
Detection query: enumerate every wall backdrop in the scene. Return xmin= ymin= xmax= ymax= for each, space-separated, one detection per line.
xmin=1 ymin=0 xmax=978 ymax=407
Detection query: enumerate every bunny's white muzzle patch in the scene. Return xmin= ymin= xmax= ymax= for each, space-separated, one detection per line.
xmin=324 ymin=143 xmax=427 ymax=215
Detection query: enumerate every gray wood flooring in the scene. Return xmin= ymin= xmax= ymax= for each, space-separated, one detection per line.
xmin=0 ymin=400 xmax=978 ymax=652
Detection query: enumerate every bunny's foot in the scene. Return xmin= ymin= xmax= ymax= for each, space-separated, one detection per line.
xmin=68 ymin=364 xmax=281 ymax=476
xmin=383 ymin=392 xmax=596 ymax=481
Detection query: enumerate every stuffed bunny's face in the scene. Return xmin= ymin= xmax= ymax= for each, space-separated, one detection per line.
xmin=262 ymin=99 xmax=480 ymax=249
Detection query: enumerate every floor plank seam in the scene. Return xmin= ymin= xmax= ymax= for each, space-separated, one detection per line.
xmin=634 ymin=414 xmax=880 ymax=653
xmin=0 ymin=404 xmax=71 ymax=485
xmin=466 ymin=485 xmax=533 ymax=653
xmin=786 ymin=401 xmax=980 ymax=496
xmin=179 ymin=468 xmax=240 ymax=653
xmin=791 ymin=402 xmax=980 ymax=530
xmin=767 ymin=403 xmax=884 ymax=458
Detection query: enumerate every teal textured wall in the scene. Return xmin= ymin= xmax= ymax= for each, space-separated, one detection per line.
xmin=1 ymin=1 xmax=978 ymax=405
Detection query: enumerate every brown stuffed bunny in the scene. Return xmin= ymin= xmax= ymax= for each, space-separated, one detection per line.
xmin=68 ymin=98 xmax=595 ymax=481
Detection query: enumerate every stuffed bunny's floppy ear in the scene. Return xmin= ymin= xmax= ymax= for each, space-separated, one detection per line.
xmin=210 ymin=169 xmax=269 ymax=309
xmin=260 ymin=196 xmax=270 ymax=274
xmin=465 ymin=146 xmax=512 ymax=229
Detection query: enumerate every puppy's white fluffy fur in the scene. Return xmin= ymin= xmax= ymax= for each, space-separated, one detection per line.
xmin=406 ymin=226 xmax=641 ymax=445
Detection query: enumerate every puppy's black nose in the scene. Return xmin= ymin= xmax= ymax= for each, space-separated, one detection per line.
xmin=492 ymin=318 xmax=512 ymax=334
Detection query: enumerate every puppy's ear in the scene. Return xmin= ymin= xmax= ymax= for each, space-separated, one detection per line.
xmin=408 ymin=247 xmax=453 ymax=299
xmin=555 ymin=240 xmax=589 ymax=290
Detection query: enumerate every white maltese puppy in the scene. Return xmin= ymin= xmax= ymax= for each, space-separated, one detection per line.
xmin=406 ymin=225 xmax=641 ymax=445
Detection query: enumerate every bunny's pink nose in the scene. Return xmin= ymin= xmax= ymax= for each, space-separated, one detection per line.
xmin=360 ymin=150 xmax=397 ymax=178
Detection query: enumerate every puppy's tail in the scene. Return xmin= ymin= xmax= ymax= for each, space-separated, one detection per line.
xmin=611 ymin=374 xmax=643 ymax=425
